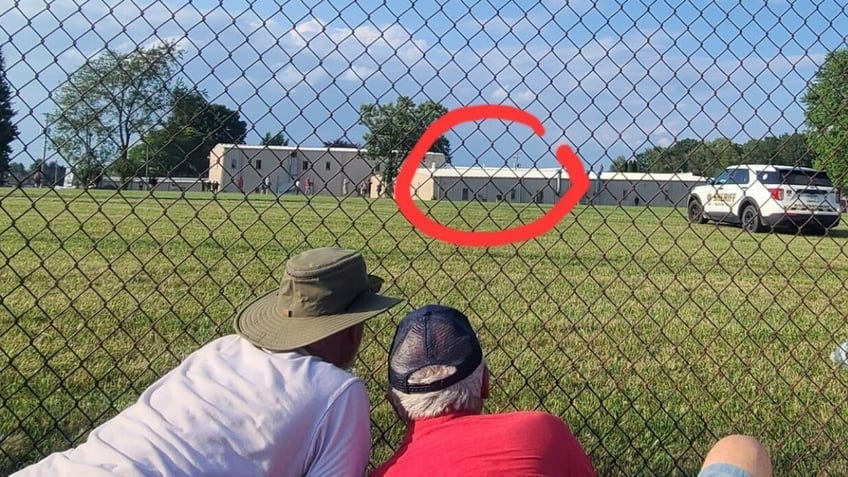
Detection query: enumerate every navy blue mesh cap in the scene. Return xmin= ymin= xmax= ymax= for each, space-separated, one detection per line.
xmin=388 ymin=304 xmax=483 ymax=394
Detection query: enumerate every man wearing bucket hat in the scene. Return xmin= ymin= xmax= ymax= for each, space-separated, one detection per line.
xmin=13 ymin=247 xmax=401 ymax=477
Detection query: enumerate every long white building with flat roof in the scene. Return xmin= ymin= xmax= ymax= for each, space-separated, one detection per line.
xmin=408 ymin=165 xmax=706 ymax=207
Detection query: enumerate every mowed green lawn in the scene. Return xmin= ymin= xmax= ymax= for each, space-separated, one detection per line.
xmin=1 ymin=187 xmax=847 ymax=475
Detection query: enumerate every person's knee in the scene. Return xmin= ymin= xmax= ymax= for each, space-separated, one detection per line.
xmin=700 ymin=435 xmax=772 ymax=477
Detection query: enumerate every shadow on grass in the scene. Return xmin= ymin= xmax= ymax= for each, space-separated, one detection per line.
xmin=703 ymin=220 xmax=848 ymax=239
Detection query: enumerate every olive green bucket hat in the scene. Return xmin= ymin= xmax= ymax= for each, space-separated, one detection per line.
xmin=234 ymin=247 xmax=402 ymax=351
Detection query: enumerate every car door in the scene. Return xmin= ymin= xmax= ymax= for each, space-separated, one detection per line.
xmin=724 ymin=167 xmax=750 ymax=220
xmin=703 ymin=169 xmax=732 ymax=219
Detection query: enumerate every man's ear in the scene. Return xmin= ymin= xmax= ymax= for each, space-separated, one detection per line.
xmin=481 ymin=366 xmax=490 ymax=400
xmin=386 ymin=390 xmax=407 ymax=423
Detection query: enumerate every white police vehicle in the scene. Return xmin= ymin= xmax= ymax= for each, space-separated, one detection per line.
xmin=687 ymin=164 xmax=841 ymax=233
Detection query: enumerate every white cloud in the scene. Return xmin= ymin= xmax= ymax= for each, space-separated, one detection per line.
xmin=490 ymin=87 xmax=508 ymax=101
xmin=341 ymin=65 xmax=377 ymax=82
xmin=275 ymin=65 xmax=327 ymax=89
xmin=285 ymin=18 xmax=429 ymax=67
xmin=289 ymin=18 xmax=326 ymax=48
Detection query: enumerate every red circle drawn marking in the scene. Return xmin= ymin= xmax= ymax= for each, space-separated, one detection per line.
xmin=394 ymin=104 xmax=591 ymax=247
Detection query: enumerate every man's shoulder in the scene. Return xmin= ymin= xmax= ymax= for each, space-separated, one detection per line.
xmin=479 ymin=410 xmax=574 ymax=434
xmin=178 ymin=335 xmax=362 ymax=391
xmin=486 ymin=410 xmax=567 ymax=423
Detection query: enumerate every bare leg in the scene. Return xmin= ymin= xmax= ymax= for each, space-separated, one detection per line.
xmin=699 ymin=435 xmax=772 ymax=477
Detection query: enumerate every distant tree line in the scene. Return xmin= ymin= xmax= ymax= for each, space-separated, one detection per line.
xmin=611 ymin=133 xmax=816 ymax=177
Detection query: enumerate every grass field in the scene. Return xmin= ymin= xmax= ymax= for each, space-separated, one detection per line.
xmin=1 ymin=187 xmax=847 ymax=475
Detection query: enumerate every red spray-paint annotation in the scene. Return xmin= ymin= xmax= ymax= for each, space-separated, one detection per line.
xmin=394 ymin=104 xmax=590 ymax=247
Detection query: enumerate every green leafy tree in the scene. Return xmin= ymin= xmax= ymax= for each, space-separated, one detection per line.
xmin=637 ymin=134 xmax=814 ymax=177
xmin=8 ymin=161 xmax=25 ymax=181
xmin=695 ymin=138 xmax=742 ymax=176
xmin=323 ymin=137 xmax=360 ymax=148
xmin=741 ymin=132 xmax=813 ymax=168
xmin=803 ymin=48 xmax=848 ymax=190
xmin=610 ymin=155 xmax=629 ymax=172
xmin=636 ymin=146 xmax=665 ymax=172
xmin=122 ymin=84 xmax=247 ymax=178
xmin=741 ymin=136 xmax=781 ymax=165
xmin=773 ymin=133 xmax=815 ymax=167
xmin=0 ymin=48 xmax=20 ymax=186
xmin=261 ymin=130 xmax=289 ymax=146
xmin=359 ymin=96 xmax=451 ymax=195
xmin=48 ymin=106 xmax=111 ymax=188
xmin=47 ymin=40 xmax=183 ymax=185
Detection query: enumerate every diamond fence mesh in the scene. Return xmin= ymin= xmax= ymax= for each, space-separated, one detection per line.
xmin=2 ymin=1 xmax=848 ymax=475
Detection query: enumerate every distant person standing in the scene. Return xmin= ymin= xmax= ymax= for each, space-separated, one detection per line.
xmin=33 ymin=170 xmax=43 ymax=188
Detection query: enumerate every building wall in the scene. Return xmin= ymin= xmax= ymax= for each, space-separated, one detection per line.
xmin=410 ymin=171 xmax=435 ymax=200
xmin=403 ymin=169 xmax=703 ymax=207
xmin=589 ymin=179 xmax=702 ymax=206
xmin=208 ymin=145 xmax=446 ymax=196
xmin=208 ymin=144 xmax=226 ymax=189
xmin=430 ymin=176 xmax=567 ymax=204
xmin=207 ymin=145 xmax=300 ymax=194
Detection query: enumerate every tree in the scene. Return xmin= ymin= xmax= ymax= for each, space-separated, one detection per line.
xmin=773 ymin=133 xmax=815 ymax=168
xmin=121 ymin=84 xmax=247 ymax=178
xmin=8 ymin=161 xmax=25 ymax=181
xmin=803 ymin=48 xmax=848 ymax=190
xmin=0 ymin=48 xmax=19 ymax=186
xmin=610 ymin=155 xmax=629 ymax=172
xmin=47 ymin=41 xmax=183 ymax=186
xmin=691 ymin=138 xmax=742 ymax=176
xmin=48 ymin=106 xmax=111 ymax=188
xmin=261 ymin=130 xmax=288 ymax=146
xmin=323 ymin=137 xmax=360 ymax=148
xmin=359 ymin=96 xmax=451 ymax=195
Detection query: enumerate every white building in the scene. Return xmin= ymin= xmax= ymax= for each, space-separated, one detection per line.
xmin=407 ymin=166 xmax=707 ymax=207
xmin=588 ymin=171 xmax=707 ymax=207
xmin=409 ymin=165 xmax=568 ymax=203
xmin=208 ymin=144 xmax=447 ymax=196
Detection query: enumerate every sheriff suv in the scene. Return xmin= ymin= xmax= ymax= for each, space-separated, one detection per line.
xmin=687 ymin=165 xmax=841 ymax=234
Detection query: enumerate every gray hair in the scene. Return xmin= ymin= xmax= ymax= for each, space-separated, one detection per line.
xmin=389 ymin=360 xmax=486 ymax=422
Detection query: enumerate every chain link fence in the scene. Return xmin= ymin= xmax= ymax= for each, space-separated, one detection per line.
xmin=2 ymin=1 xmax=848 ymax=475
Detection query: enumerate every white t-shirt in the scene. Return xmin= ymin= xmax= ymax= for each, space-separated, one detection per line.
xmin=12 ymin=335 xmax=371 ymax=477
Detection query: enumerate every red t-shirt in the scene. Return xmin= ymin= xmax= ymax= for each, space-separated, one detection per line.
xmin=371 ymin=411 xmax=595 ymax=477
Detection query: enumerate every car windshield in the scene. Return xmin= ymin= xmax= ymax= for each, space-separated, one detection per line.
xmin=760 ymin=170 xmax=833 ymax=187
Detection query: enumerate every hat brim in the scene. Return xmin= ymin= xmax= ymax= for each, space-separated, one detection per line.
xmin=233 ymin=277 xmax=402 ymax=351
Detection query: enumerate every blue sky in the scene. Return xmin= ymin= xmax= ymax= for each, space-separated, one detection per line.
xmin=2 ymin=0 xmax=847 ymax=171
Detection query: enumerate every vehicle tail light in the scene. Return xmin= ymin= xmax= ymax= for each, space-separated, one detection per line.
xmin=769 ymin=188 xmax=784 ymax=200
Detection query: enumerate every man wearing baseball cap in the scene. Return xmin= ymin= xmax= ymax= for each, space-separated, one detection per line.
xmin=374 ymin=304 xmax=774 ymax=477
xmin=13 ymin=247 xmax=401 ymax=477
xmin=373 ymin=304 xmax=596 ymax=476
